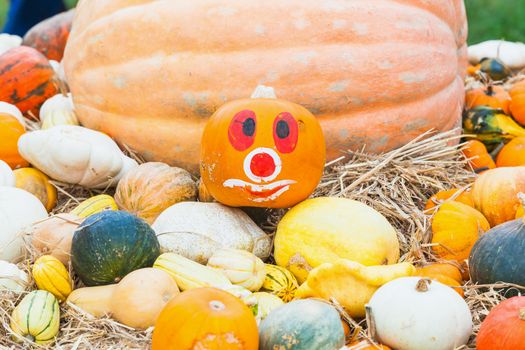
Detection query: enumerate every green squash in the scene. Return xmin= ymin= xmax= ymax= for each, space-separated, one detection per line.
xmin=470 ymin=217 xmax=525 ymax=291
xmin=71 ymin=210 xmax=160 ymax=286
xmin=258 ymin=299 xmax=345 ymax=350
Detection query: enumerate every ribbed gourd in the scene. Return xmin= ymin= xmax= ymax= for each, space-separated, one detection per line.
xmin=261 ymin=264 xmax=299 ymax=302
xmin=32 ymin=255 xmax=72 ymax=301
xmin=70 ymin=194 xmax=118 ymax=218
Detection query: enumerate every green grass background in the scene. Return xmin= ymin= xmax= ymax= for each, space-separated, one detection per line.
xmin=0 ymin=0 xmax=524 ymax=44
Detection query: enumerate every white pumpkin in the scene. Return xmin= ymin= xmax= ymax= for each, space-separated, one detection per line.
xmin=17 ymin=125 xmax=138 ymax=189
xmin=367 ymin=277 xmax=472 ymax=350
xmin=0 ymin=34 xmax=22 ymax=55
xmin=469 ymin=40 xmax=525 ymax=69
xmin=153 ymin=202 xmax=271 ymax=264
xmin=0 ymin=160 xmax=15 ymax=187
xmin=40 ymin=93 xmax=79 ymax=129
xmin=0 ymin=102 xmax=25 ymax=128
xmin=208 ymin=248 xmax=266 ymax=291
xmin=0 ymin=187 xmax=48 ymax=262
xmin=0 ymin=260 xmax=29 ymax=291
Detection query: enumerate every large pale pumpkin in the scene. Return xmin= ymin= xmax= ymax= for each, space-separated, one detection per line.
xmin=63 ymin=0 xmax=468 ymax=173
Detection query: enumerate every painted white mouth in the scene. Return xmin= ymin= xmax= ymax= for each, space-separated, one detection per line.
xmin=223 ymin=179 xmax=296 ymax=202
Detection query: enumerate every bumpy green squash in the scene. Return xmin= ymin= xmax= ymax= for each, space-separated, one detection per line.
xmin=470 ymin=217 xmax=525 ymax=291
xmin=258 ymin=299 xmax=345 ymax=350
xmin=71 ymin=211 xmax=160 ymax=286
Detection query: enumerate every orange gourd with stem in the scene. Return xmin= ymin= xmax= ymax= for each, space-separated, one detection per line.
xmin=462 ymin=140 xmax=496 ymax=173
xmin=466 ymin=84 xmax=511 ymax=114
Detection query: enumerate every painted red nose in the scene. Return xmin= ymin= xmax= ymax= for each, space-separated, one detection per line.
xmin=250 ymin=152 xmax=276 ymax=178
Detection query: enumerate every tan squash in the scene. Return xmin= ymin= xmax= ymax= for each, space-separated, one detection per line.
xmin=111 ymin=268 xmax=179 ymax=329
xmin=115 ymin=162 xmax=197 ymax=224
xmin=66 ymin=284 xmax=116 ymax=317
xmin=31 ymin=214 xmax=81 ymax=265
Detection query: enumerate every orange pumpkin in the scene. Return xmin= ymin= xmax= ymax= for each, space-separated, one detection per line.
xmin=348 ymin=341 xmax=391 ymax=350
xmin=13 ymin=168 xmax=57 ymax=212
xmin=472 ymin=167 xmax=525 ymax=226
xmin=0 ymin=113 xmax=28 ymax=169
xmin=496 ymin=137 xmax=525 ymax=167
xmin=152 ymin=287 xmax=258 ymax=350
xmin=200 ymin=87 xmax=325 ymax=208
xmin=415 ymin=263 xmax=463 ymax=284
xmin=63 ymin=0 xmax=468 ymax=173
xmin=462 ymin=140 xmax=496 ymax=173
xmin=510 ymin=80 xmax=525 ymax=126
xmin=425 ymin=188 xmax=474 ymax=211
xmin=467 ymin=64 xmax=481 ymax=76
xmin=477 ymin=296 xmax=525 ymax=350
xmin=0 ymin=46 xmax=57 ymax=115
xmin=465 ymin=85 xmax=511 ymax=114
xmin=22 ymin=9 xmax=75 ymax=61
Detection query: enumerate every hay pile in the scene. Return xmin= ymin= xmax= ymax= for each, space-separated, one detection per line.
xmin=0 ymin=129 xmax=519 ymax=349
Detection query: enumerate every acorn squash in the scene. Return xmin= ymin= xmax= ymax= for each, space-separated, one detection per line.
xmin=71 ymin=211 xmax=160 ymax=286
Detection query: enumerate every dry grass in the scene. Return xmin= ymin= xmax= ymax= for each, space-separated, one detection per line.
xmin=0 ymin=128 xmax=519 ymax=349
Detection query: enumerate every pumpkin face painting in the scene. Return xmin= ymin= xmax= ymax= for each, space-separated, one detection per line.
xmin=201 ymin=87 xmax=325 ymax=208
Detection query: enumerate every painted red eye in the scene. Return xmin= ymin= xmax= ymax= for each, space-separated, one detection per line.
xmin=273 ymin=112 xmax=298 ymax=153
xmin=228 ymin=110 xmax=256 ymax=151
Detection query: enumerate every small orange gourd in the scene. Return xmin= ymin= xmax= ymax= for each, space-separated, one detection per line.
xmin=510 ymin=80 xmax=525 ymax=126
xmin=472 ymin=167 xmax=525 ymax=226
xmin=431 ymin=201 xmax=490 ymax=262
xmin=201 ymin=86 xmax=325 ymax=208
xmin=425 ymin=188 xmax=474 ymax=211
xmin=0 ymin=113 xmax=28 ymax=169
xmin=415 ymin=263 xmax=463 ymax=284
xmin=14 ymin=168 xmax=57 ymax=212
xmin=496 ymin=137 xmax=525 ymax=167
xmin=348 ymin=341 xmax=391 ymax=350
xmin=152 ymin=287 xmax=258 ymax=350
xmin=466 ymin=85 xmax=511 ymax=114
xmin=462 ymin=140 xmax=496 ymax=173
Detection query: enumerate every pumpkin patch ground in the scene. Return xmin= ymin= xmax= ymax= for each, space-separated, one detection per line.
xmin=1 ymin=1 xmax=525 ymax=349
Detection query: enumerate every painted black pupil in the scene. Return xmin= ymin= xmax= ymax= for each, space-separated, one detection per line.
xmin=242 ymin=118 xmax=255 ymax=136
xmin=276 ymin=120 xmax=290 ymax=139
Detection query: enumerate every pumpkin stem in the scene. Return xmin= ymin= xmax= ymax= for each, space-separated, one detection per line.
xmin=251 ymin=85 xmax=277 ymax=99
xmin=209 ymin=300 xmax=226 ymax=311
xmin=415 ymin=278 xmax=432 ymax=292
xmin=520 ymin=308 xmax=525 ymax=320
xmin=486 ymin=84 xmax=494 ymax=96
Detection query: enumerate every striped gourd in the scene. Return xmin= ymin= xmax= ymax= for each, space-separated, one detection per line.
xmin=70 ymin=194 xmax=117 ymax=218
xmin=153 ymin=253 xmax=231 ymax=291
xmin=261 ymin=264 xmax=299 ymax=302
xmin=32 ymin=255 xmax=72 ymax=301
xmin=10 ymin=290 xmax=60 ymax=344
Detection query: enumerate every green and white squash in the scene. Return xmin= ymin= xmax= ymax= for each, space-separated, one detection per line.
xmin=258 ymin=299 xmax=345 ymax=350
xmin=71 ymin=211 xmax=160 ymax=286
xmin=10 ymin=290 xmax=60 ymax=344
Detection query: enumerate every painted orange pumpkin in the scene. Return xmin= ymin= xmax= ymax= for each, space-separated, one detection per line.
xmin=63 ymin=0 xmax=467 ymax=173
xmin=465 ymin=85 xmax=511 ymax=115
xmin=200 ymin=87 xmax=325 ymax=208
xmin=462 ymin=140 xmax=495 ymax=173
xmin=510 ymin=80 xmax=525 ymax=126
xmin=152 ymin=287 xmax=258 ymax=350
xmin=0 ymin=113 xmax=28 ymax=169
xmin=425 ymin=188 xmax=474 ymax=211
xmin=496 ymin=137 xmax=525 ymax=167
xmin=0 ymin=46 xmax=57 ymax=115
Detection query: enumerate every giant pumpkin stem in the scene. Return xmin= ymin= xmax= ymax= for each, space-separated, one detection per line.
xmin=416 ymin=278 xmax=432 ymax=292
xmin=251 ymin=85 xmax=277 ymax=99
xmin=520 ymin=308 xmax=525 ymax=321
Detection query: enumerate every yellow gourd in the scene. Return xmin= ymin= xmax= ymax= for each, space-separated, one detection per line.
xmin=295 ymin=259 xmax=415 ymax=318
xmin=10 ymin=290 xmax=60 ymax=344
xmin=153 ymin=253 xmax=231 ymax=291
xmin=261 ymin=264 xmax=299 ymax=302
xmin=70 ymin=194 xmax=117 ymax=218
xmin=13 ymin=168 xmax=57 ymax=212
xmin=32 ymin=255 xmax=72 ymax=301
xmin=431 ymin=201 xmax=491 ymax=262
